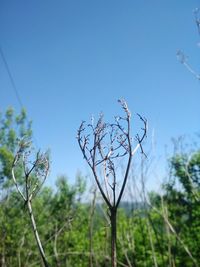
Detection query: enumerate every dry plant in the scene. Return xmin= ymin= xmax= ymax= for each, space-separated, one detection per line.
xmin=77 ymin=99 xmax=147 ymax=267
xmin=146 ymin=197 xmax=199 ymax=267
xmin=12 ymin=139 xmax=50 ymax=267
xmin=88 ymin=186 xmax=97 ymax=267
xmin=177 ymin=8 xmax=200 ymax=80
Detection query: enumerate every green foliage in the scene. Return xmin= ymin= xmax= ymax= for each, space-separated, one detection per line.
xmin=162 ymin=150 xmax=200 ymax=266
xmin=0 ymin=107 xmax=200 ymax=266
xmin=0 ymin=146 xmax=13 ymax=182
xmin=0 ymin=173 xmax=200 ymax=266
xmin=0 ymin=107 xmax=32 ymax=188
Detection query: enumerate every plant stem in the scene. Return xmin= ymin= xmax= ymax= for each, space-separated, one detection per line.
xmin=111 ymin=208 xmax=117 ymax=267
xmin=27 ymin=201 xmax=50 ymax=267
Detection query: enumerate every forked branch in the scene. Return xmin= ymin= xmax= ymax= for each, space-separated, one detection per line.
xmin=77 ymin=99 xmax=147 ymax=267
xmin=12 ymin=140 xmax=50 ymax=267
xmin=77 ymin=99 xmax=147 ymax=208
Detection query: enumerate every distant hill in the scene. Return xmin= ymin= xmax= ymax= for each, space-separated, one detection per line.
xmin=94 ymin=201 xmax=148 ymax=217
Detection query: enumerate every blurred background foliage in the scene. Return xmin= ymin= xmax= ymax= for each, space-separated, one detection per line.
xmin=0 ymin=108 xmax=199 ymax=267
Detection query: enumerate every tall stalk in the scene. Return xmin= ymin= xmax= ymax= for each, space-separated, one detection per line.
xmin=27 ymin=201 xmax=50 ymax=267
xmin=110 ymin=208 xmax=117 ymax=267
xmin=77 ymin=99 xmax=147 ymax=266
xmin=12 ymin=141 xmax=50 ymax=267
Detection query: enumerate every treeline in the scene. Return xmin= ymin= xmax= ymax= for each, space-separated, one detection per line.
xmin=0 ymin=108 xmax=200 ymax=267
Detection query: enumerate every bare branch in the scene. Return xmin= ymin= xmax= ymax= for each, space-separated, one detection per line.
xmin=12 ymin=155 xmax=26 ymax=202
xmin=177 ymin=50 xmax=200 ymax=80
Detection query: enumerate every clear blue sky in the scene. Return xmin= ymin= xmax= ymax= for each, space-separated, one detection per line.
xmin=0 ymin=0 xmax=200 ymax=189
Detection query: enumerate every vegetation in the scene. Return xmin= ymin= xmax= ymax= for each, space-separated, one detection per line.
xmin=0 ymin=106 xmax=199 ymax=267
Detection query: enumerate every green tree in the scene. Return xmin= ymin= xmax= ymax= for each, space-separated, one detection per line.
xmin=0 ymin=107 xmax=32 ymax=266
xmin=163 ymin=149 xmax=200 ymax=266
xmin=0 ymin=107 xmax=32 ymax=189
